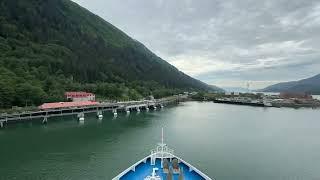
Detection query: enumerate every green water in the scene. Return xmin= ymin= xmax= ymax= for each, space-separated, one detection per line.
xmin=0 ymin=101 xmax=320 ymax=180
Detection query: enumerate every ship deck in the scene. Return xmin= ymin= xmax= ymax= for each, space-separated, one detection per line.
xmin=120 ymin=157 xmax=206 ymax=180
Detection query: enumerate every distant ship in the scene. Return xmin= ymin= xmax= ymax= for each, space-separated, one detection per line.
xmin=112 ymin=129 xmax=212 ymax=180
xmin=213 ymin=98 xmax=272 ymax=107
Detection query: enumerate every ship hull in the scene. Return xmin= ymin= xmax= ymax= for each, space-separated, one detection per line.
xmin=213 ymin=99 xmax=266 ymax=107
xmin=112 ymin=155 xmax=212 ymax=180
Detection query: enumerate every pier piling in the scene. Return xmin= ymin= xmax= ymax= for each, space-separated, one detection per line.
xmin=42 ymin=117 xmax=48 ymax=124
xmin=112 ymin=109 xmax=118 ymax=117
xmin=126 ymin=109 xmax=130 ymax=114
xmin=78 ymin=112 xmax=85 ymax=122
xmin=0 ymin=96 xmax=187 ymax=127
xmin=97 ymin=110 xmax=103 ymax=119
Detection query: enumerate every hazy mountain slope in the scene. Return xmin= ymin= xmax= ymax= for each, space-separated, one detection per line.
xmin=261 ymin=74 xmax=320 ymax=94
xmin=208 ymin=85 xmax=225 ymax=92
xmin=0 ymin=0 xmax=216 ymax=107
xmin=222 ymin=87 xmax=249 ymax=93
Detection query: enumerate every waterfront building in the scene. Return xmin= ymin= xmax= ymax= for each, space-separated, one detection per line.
xmin=233 ymin=92 xmax=240 ymax=96
xmin=65 ymin=92 xmax=96 ymax=102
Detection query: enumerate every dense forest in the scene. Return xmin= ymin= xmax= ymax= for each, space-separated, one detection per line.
xmin=0 ymin=0 xmax=218 ymax=109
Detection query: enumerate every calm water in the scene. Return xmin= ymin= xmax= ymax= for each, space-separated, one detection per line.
xmin=0 ymin=102 xmax=320 ymax=180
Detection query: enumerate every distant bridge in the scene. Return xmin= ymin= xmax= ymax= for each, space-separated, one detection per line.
xmin=0 ymin=95 xmax=188 ymax=128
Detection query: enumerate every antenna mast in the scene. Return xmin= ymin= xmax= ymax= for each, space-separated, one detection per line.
xmin=161 ymin=128 xmax=164 ymax=145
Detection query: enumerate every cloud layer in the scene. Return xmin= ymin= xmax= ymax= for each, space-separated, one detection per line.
xmin=73 ymin=0 xmax=320 ymax=89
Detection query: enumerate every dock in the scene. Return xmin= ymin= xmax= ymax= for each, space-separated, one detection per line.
xmin=0 ymin=96 xmax=187 ymax=128
xmin=213 ymin=98 xmax=269 ymax=107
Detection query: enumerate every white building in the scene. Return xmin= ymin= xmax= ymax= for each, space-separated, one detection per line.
xmin=65 ymin=92 xmax=96 ymax=102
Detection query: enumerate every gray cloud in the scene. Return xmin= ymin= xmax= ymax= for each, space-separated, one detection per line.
xmin=72 ymin=0 xmax=320 ymax=89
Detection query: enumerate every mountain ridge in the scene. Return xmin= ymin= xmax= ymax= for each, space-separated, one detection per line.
xmin=0 ymin=0 xmax=218 ymax=108
xmin=260 ymin=74 xmax=320 ymax=94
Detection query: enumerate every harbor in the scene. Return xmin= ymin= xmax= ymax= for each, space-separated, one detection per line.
xmin=1 ymin=101 xmax=320 ymax=180
xmin=2 ymin=0 xmax=320 ymax=180
xmin=193 ymin=91 xmax=320 ymax=108
xmin=0 ymin=95 xmax=187 ymax=128
xmin=213 ymin=98 xmax=269 ymax=107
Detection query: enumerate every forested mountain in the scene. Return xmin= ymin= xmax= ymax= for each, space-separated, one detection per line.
xmin=0 ymin=0 xmax=217 ymax=108
xmin=261 ymin=74 xmax=320 ymax=94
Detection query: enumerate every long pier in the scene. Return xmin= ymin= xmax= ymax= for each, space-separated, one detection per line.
xmin=213 ymin=99 xmax=267 ymax=107
xmin=0 ymin=96 xmax=187 ymax=128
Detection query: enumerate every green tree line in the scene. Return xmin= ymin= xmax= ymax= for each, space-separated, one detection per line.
xmin=0 ymin=0 xmax=214 ymax=109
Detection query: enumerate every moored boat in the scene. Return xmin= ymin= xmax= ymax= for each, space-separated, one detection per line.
xmin=112 ymin=129 xmax=212 ymax=180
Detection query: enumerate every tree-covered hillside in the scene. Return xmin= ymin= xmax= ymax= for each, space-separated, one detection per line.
xmin=0 ymin=0 xmax=216 ymax=108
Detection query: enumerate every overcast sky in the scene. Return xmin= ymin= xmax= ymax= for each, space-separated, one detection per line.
xmin=72 ymin=0 xmax=320 ymax=89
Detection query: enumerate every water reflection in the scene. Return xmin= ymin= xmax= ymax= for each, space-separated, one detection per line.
xmin=0 ymin=102 xmax=319 ymax=180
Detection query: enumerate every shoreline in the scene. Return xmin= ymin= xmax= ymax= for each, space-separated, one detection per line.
xmin=0 ymin=96 xmax=187 ymax=128
xmin=191 ymin=92 xmax=320 ymax=109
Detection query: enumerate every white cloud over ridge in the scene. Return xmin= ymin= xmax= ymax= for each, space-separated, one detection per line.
xmin=72 ymin=0 xmax=320 ymax=89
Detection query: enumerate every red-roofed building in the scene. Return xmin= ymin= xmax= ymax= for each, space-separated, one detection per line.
xmin=38 ymin=101 xmax=99 ymax=110
xmin=65 ymin=92 xmax=95 ymax=102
